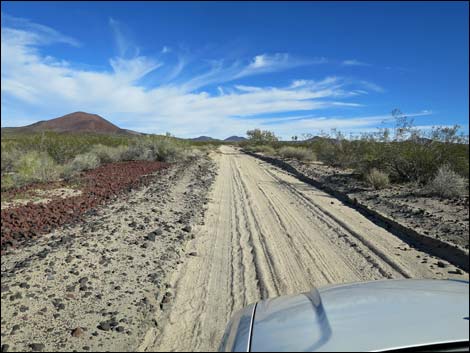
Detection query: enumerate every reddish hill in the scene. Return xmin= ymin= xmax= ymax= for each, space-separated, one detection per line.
xmin=4 ymin=112 xmax=140 ymax=135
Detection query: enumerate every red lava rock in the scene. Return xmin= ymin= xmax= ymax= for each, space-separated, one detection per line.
xmin=1 ymin=161 xmax=169 ymax=251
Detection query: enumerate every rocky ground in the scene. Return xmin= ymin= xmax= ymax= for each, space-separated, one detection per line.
xmin=249 ymin=153 xmax=469 ymax=254
xmin=1 ymin=161 xmax=171 ymax=251
xmin=0 ymin=155 xmax=217 ymax=352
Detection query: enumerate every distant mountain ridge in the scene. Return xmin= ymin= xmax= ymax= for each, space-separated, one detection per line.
xmin=2 ymin=112 xmax=141 ymax=135
xmin=190 ymin=136 xmax=220 ymax=141
xmin=224 ymin=136 xmax=247 ymax=141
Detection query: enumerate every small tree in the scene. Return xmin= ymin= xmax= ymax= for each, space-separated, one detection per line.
xmin=246 ymin=129 xmax=278 ymax=145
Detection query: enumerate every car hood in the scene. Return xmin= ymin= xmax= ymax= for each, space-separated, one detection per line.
xmin=250 ymin=279 xmax=469 ymax=352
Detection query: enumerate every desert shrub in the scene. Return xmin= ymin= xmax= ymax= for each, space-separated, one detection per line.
xmin=278 ymin=146 xmax=316 ymax=161
xmin=122 ymin=136 xmax=187 ymax=162
xmin=152 ymin=138 xmax=185 ymax=162
xmin=181 ymin=148 xmax=204 ymax=159
xmin=121 ymin=140 xmax=152 ymax=161
xmin=14 ymin=151 xmax=61 ymax=184
xmin=1 ymin=131 xmax=131 ymax=164
xmin=91 ymin=144 xmax=127 ymax=163
xmin=312 ymin=131 xmax=356 ymax=168
xmin=1 ymin=147 xmax=22 ymax=174
xmin=194 ymin=145 xmax=214 ymax=155
xmin=308 ymin=119 xmax=469 ymax=184
xmin=247 ymin=145 xmax=276 ymax=154
xmin=70 ymin=152 xmax=100 ymax=172
xmin=1 ymin=174 xmax=15 ymax=191
xmin=426 ymin=164 xmax=467 ymax=198
xmin=365 ymin=168 xmax=390 ymax=190
xmin=246 ymin=129 xmax=278 ymax=145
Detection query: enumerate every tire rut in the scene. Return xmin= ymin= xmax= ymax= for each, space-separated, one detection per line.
xmin=145 ymin=146 xmax=461 ymax=352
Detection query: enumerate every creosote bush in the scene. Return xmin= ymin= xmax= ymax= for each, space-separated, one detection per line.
xmin=90 ymin=144 xmax=128 ymax=164
xmin=365 ymin=168 xmax=390 ymax=190
xmin=278 ymin=146 xmax=316 ymax=161
xmin=426 ymin=164 xmax=467 ymax=198
xmin=70 ymin=152 xmax=100 ymax=172
xmin=14 ymin=151 xmax=61 ymax=185
xmin=1 ymin=130 xmax=216 ymax=190
xmin=245 ymin=145 xmax=276 ymax=154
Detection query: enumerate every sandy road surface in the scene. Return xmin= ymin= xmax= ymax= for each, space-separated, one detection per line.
xmin=143 ymin=146 xmax=466 ymax=352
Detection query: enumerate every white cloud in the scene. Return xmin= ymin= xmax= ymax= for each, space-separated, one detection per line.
xmin=237 ymin=53 xmax=327 ymax=78
xmin=358 ymin=80 xmax=385 ymax=93
xmin=1 ymin=13 xmax=80 ymax=47
xmin=2 ymin=16 xmax=395 ymax=139
xmin=342 ymin=59 xmax=370 ymax=67
xmin=109 ymin=17 xmax=140 ymax=57
xmin=109 ymin=56 xmax=162 ymax=83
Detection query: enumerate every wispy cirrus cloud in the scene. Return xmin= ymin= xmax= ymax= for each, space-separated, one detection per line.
xmin=1 ymin=13 xmax=80 ymax=47
xmin=236 ymin=53 xmax=327 ymax=78
xmin=2 ymin=15 xmax=397 ymax=139
xmin=341 ymin=59 xmax=370 ymax=67
xmin=109 ymin=17 xmax=139 ymax=57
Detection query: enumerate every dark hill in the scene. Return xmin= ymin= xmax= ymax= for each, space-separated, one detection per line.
xmin=2 ymin=112 xmax=140 ymax=135
xmin=224 ymin=136 xmax=247 ymax=142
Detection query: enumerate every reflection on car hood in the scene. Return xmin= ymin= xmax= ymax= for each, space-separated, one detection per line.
xmin=250 ymin=279 xmax=469 ymax=352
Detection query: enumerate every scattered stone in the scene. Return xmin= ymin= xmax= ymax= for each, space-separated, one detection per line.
xmin=29 ymin=343 xmax=45 ymax=351
xmin=146 ymin=233 xmax=156 ymax=242
xmin=161 ymin=292 xmax=172 ymax=304
xmin=97 ymin=322 xmax=111 ymax=331
xmin=437 ymin=261 xmax=448 ymax=268
xmin=98 ymin=318 xmax=118 ymax=331
xmin=71 ymin=327 xmax=84 ymax=338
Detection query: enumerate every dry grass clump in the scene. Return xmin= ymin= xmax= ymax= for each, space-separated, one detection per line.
xmin=1 ymin=132 xmax=203 ymax=190
xmin=247 ymin=145 xmax=276 ymax=154
xmin=90 ymin=144 xmax=128 ymax=164
xmin=278 ymin=146 xmax=316 ymax=161
xmin=426 ymin=164 xmax=467 ymax=198
xmin=365 ymin=168 xmax=390 ymax=190
xmin=10 ymin=151 xmax=61 ymax=186
xmin=70 ymin=152 xmax=100 ymax=172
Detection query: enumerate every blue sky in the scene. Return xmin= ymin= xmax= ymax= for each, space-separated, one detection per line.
xmin=1 ymin=1 xmax=468 ymax=139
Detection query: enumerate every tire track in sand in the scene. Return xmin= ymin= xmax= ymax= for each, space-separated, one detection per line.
xmin=141 ymin=146 xmax=461 ymax=352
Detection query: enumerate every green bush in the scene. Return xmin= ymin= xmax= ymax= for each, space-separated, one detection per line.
xmin=426 ymin=164 xmax=467 ymax=198
xmin=246 ymin=129 xmax=278 ymax=145
xmin=152 ymin=138 xmax=185 ymax=162
xmin=0 ymin=131 xmax=202 ymax=190
xmin=70 ymin=152 xmax=100 ymax=172
xmin=1 ymin=147 xmax=21 ymax=174
xmin=14 ymin=151 xmax=61 ymax=184
xmin=1 ymin=174 xmax=15 ymax=191
xmin=122 ymin=136 xmax=186 ymax=162
xmin=91 ymin=144 xmax=128 ymax=163
xmin=365 ymin=168 xmax=390 ymax=190
xmin=306 ymin=123 xmax=469 ymax=184
xmin=246 ymin=145 xmax=276 ymax=154
xmin=278 ymin=146 xmax=316 ymax=161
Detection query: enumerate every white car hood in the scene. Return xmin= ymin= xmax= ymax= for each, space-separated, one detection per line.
xmin=250 ymin=279 xmax=469 ymax=352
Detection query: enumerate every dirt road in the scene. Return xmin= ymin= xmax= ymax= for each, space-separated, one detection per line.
xmin=143 ymin=146 xmax=466 ymax=352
